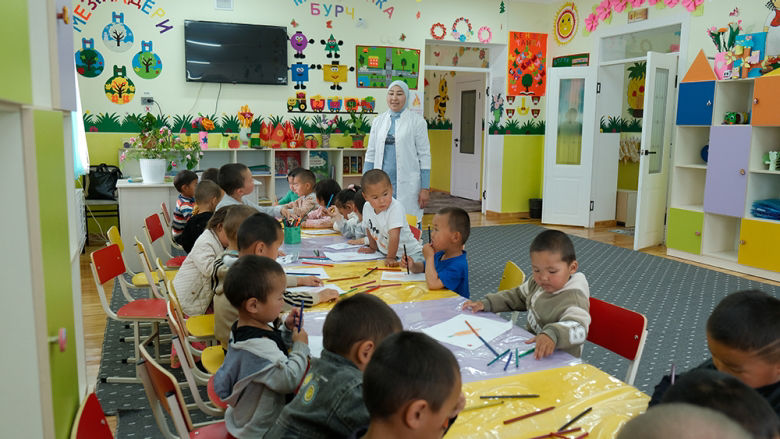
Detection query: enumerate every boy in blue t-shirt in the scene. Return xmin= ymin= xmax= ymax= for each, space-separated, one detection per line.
xmin=402 ymin=207 xmax=470 ymax=298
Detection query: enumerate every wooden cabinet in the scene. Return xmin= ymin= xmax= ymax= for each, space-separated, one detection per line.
xmin=667 ymin=208 xmax=703 ymax=254
xmin=751 ymin=76 xmax=780 ymax=126
xmin=676 ymin=81 xmax=715 ymax=126
xmin=703 ymin=126 xmax=750 ymax=217
xmin=738 ymin=218 xmax=780 ymax=272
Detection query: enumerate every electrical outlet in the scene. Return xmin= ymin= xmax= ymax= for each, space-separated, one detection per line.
xmin=141 ymin=95 xmax=154 ymax=106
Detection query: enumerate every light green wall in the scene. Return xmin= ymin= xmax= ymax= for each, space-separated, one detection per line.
xmin=502 ymin=135 xmax=544 ymax=212
xmin=35 ymin=110 xmax=79 ymax=439
xmin=0 ymin=2 xmax=32 ymax=104
xmin=618 ymin=161 xmax=639 ymax=191
xmin=429 ymin=130 xmax=452 ymax=192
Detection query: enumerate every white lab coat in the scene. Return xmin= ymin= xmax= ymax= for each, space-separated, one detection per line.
xmin=365 ymin=110 xmax=431 ymax=221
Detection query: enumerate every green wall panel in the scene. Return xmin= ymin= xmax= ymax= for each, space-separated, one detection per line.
xmin=0 ymin=2 xmax=32 ymax=104
xmin=502 ymin=135 xmax=544 ymax=212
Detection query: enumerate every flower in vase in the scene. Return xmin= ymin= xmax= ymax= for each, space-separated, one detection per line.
xmin=586 ymin=13 xmax=599 ymax=32
xmin=120 ymin=151 xmax=126 ymax=162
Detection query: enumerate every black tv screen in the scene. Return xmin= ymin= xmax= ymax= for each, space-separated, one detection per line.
xmin=184 ymin=20 xmax=288 ymax=85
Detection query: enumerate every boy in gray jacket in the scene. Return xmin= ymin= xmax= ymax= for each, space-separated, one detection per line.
xmin=463 ymin=230 xmax=590 ymax=359
xmin=213 ymin=256 xmax=309 ymax=438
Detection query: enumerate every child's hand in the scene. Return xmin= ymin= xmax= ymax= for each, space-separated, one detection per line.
xmin=400 ymin=253 xmax=413 ymax=269
xmin=280 ymin=207 xmax=290 ymax=218
xmin=319 ymin=288 xmax=339 ymax=302
xmin=297 ymin=276 xmax=323 ymax=287
xmin=326 ymin=206 xmax=339 ymax=218
xmin=422 ymin=243 xmax=435 ymax=258
xmin=347 ymin=239 xmax=364 ymax=245
xmin=384 ymin=257 xmax=400 ymax=267
xmin=292 ymin=327 xmax=309 ymax=345
xmin=357 ymin=246 xmax=375 ymax=254
xmin=526 ymin=334 xmax=555 ymax=359
xmin=462 ymin=300 xmax=484 ymax=313
xmin=285 ymin=307 xmax=300 ymax=330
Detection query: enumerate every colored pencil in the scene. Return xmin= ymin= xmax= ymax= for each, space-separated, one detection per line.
xmin=351 ymin=280 xmax=375 ymax=288
xmin=487 ymin=349 xmax=510 ymax=366
xmin=327 ymin=276 xmax=360 ymax=282
xmin=345 ymin=287 xmax=358 ymax=294
xmin=366 ymin=267 xmax=402 ymax=271
xmin=552 ymin=433 xmax=569 ymax=439
xmin=515 ymin=348 xmax=519 ymax=368
xmin=375 ymin=283 xmax=402 ymax=289
xmin=403 ymin=245 xmax=409 ymax=274
xmin=313 ymin=249 xmax=320 ymax=257
xmin=326 ymin=194 xmax=334 ymax=208
xmin=297 ymin=300 xmax=305 ymax=331
xmin=300 ymin=261 xmax=334 ymax=267
xmin=557 ymin=407 xmax=592 ymax=432
xmin=428 ymin=226 xmax=431 ymax=244
xmin=479 ymin=395 xmax=540 ymax=399
xmin=462 ymin=400 xmax=504 ymax=412
xmin=286 ymin=272 xmax=321 ymax=276
xmin=363 ymin=267 xmax=377 ymax=277
xmin=516 ymin=347 xmax=535 ymax=359
xmin=558 ymin=429 xmax=582 ymax=435
xmin=527 ymin=428 xmax=581 ymax=439
xmin=362 ymin=285 xmax=381 ymax=294
xmin=573 ymin=433 xmax=588 ymax=439
xmin=503 ymin=406 xmax=555 ymax=425
xmin=299 ymin=256 xmax=328 ymax=260
xmin=503 ymin=351 xmax=513 ymax=371
xmin=465 ymin=320 xmax=501 ymax=357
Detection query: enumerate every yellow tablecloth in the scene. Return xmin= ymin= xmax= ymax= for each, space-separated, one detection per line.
xmin=447 ymin=364 xmax=649 ymax=438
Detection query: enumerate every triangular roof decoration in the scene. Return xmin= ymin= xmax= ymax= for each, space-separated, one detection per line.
xmin=682 ymin=49 xmax=716 ymax=83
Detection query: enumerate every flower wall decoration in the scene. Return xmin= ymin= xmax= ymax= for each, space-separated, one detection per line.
xmin=583 ymin=0 xmax=704 ymax=35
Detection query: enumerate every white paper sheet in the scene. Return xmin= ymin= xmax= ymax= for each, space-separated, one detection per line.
xmin=276 ymin=254 xmax=297 ymax=265
xmin=324 ymin=242 xmax=363 ymax=250
xmin=302 ymin=229 xmax=340 ymax=235
xmin=307 ymin=335 xmax=324 ymax=358
xmin=287 ymin=285 xmax=347 ymax=296
xmin=285 ymin=266 xmax=330 ymax=279
xmin=324 ymin=250 xmax=384 ymax=262
xmin=421 ymin=314 xmax=513 ymax=350
xmin=381 ymin=271 xmax=427 ymax=282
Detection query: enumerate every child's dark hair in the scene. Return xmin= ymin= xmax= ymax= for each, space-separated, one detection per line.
xmin=237 ymin=213 xmax=282 ymax=251
xmin=218 ymin=163 xmax=249 ymax=195
xmin=294 ymin=168 xmax=316 ymax=186
xmin=174 ymin=170 xmax=198 ymax=192
xmin=707 ymin=289 xmax=780 ymax=363
xmin=223 ymin=255 xmax=286 ymax=309
xmin=335 ymin=185 xmax=361 ymax=207
xmin=363 ymin=331 xmax=459 ymax=419
xmin=353 ymin=190 xmax=366 ymax=215
xmin=661 ymin=369 xmax=780 ymax=439
xmin=314 ymin=179 xmax=341 ymax=205
xmin=195 ymin=180 xmax=222 ymax=205
xmin=438 ymin=207 xmax=471 ymax=244
xmin=530 ymin=230 xmax=576 ymax=264
xmin=222 ymin=205 xmax=256 ymax=243
xmin=288 ymin=167 xmax=303 ymax=179
xmin=361 ymin=169 xmax=391 ymax=188
xmin=201 ymin=168 xmax=219 ymax=183
xmin=206 ymin=205 xmax=232 ymax=231
xmin=323 ymin=294 xmax=402 ymax=357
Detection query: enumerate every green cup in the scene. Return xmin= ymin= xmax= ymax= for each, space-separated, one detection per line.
xmin=284 ymin=225 xmax=301 ymax=244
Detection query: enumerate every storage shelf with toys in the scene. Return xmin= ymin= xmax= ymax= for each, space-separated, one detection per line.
xmin=668 ymin=65 xmax=780 ymax=280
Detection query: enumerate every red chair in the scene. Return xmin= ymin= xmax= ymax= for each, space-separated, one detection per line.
xmin=587 ymin=297 xmax=648 ymax=385
xmin=137 ymin=342 xmax=233 ymax=439
xmin=144 ymin=213 xmax=186 ymax=268
xmin=90 ymin=244 xmax=167 ymax=383
xmin=70 ymin=392 xmax=113 ymax=439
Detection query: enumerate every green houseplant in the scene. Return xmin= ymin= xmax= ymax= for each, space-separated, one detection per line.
xmin=343 ymin=113 xmax=371 ymax=148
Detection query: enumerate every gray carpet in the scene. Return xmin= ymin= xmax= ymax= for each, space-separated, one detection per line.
xmin=424 ymin=192 xmax=482 ymax=214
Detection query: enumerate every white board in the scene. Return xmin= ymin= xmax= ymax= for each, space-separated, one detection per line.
xmin=421 ymin=314 xmax=512 ymax=351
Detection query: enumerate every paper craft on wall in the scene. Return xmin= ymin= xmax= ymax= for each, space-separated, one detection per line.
xmin=104 ymin=65 xmax=135 ymax=104
xmin=290 ymin=31 xmax=315 ymax=59
xmin=554 ymin=2 xmax=578 ymax=45
xmin=355 ymin=45 xmax=421 ymax=89
xmin=321 ymin=34 xmax=344 ymax=58
xmin=75 ymin=38 xmax=104 ymax=78
xmin=289 ymin=62 xmax=315 ymax=89
xmin=102 ymin=12 xmax=134 ymax=53
xmin=507 ymin=32 xmax=547 ymax=97
xmin=317 ymin=62 xmax=355 ymax=90
xmin=132 ymin=40 xmax=162 ymax=79
xmin=433 ymin=76 xmax=449 ymax=120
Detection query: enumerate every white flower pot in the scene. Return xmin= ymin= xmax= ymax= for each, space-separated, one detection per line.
xmin=139 ymin=158 xmax=167 ymax=184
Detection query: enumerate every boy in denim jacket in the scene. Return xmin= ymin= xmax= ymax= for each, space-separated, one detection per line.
xmin=265 ymin=294 xmax=402 ymax=439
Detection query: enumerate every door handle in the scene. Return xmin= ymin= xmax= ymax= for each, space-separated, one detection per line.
xmin=706 ymin=100 xmax=712 ymax=106
xmin=753 ymin=98 xmax=759 ymax=104
xmin=453 ymin=138 xmax=459 ymax=148
xmin=739 ymin=168 xmax=745 ymax=175
xmin=641 ymin=150 xmax=657 ymax=156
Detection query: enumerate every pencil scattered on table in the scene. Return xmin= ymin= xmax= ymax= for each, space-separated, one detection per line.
xmin=557 ymin=407 xmax=592 ymax=432
xmin=300 ymin=261 xmax=334 ymax=267
xmin=465 ymin=320 xmax=501 ymax=357
xmin=375 ymin=283 xmax=401 ymax=289
xmin=503 ymin=406 xmax=555 ymax=425
xmin=516 ymin=347 xmax=535 ymax=360
xmin=366 ymin=267 xmax=402 ymax=271
xmin=327 ymin=276 xmax=360 ymax=282
xmin=361 ymin=285 xmax=380 ymax=294
xmin=363 ymin=267 xmax=377 ymax=277
xmin=462 ymin=400 xmax=504 ymax=412
xmin=351 ymin=280 xmax=375 ymax=288
xmin=479 ymin=394 xmax=540 ymax=399
xmin=344 ymin=287 xmax=358 ymax=294
xmin=503 ymin=351 xmax=513 ymax=371
xmin=487 ymin=349 xmax=510 ymax=366
xmin=287 ymin=272 xmax=320 ymax=276
xmin=527 ymin=428 xmax=581 ymax=439
xmin=515 ymin=347 xmax=519 ymax=368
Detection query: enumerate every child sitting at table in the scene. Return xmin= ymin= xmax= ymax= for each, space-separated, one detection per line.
xmin=275 ymin=167 xmax=301 ymax=206
xmin=329 ymin=184 xmax=367 ymax=240
xmin=173 ymin=205 xmax=231 ymax=316
xmin=213 ymin=256 xmax=309 ymax=439
xmin=462 ymin=230 xmax=590 ymax=359
xmin=179 ymin=180 xmax=223 ymax=253
xmin=266 ymin=294 xmax=403 ymax=438
xmin=617 ymin=404 xmax=751 ymax=439
xmin=650 ymin=289 xmax=780 ymax=415
xmin=216 ymin=163 xmax=278 ymax=216
xmin=358 ymin=169 xmax=422 ymax=267
xmin=172 ymin=170 xmax=198 ymax=242
xmin=279 ymin=168 xmax=317 ymax=218
xmin=213 ymin=213 xmax=337 ymax=346
xmin=660 ymin=369 xmax=780 ymax=438
xmin=300 ymin=178 xmax=341 ymax=228
xmin=348 ymin=331 xmax=465 ymax=439
xmin=401 ymin=207 xmax=470 ymax=299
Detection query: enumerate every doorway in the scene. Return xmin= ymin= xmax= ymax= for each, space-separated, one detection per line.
xmin=451 ymin=75 xmax=485 ymax=200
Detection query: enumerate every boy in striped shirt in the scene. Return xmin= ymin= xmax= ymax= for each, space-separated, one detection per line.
xmin=172 ymin=170 xmax=198 ymax=242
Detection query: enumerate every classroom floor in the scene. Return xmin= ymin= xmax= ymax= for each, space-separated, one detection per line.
xmin=79 ymin=213 xmax=780 ymax=434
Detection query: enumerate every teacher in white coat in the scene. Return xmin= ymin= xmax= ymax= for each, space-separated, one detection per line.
xmin=363 ymin=80 xmax=432 ymax=223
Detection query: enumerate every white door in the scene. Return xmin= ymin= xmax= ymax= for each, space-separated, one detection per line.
xmin=542 ymin=67 xmax=597 ymax=226
xmin=450 ymin=79 xmax=484 ymax=200
xmin=634 ymin=52 xmax=677 ymax=250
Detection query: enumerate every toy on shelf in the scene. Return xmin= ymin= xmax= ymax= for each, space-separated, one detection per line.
xmin=287 ymin=92 xmax=308 ymax=112
xmin=723 ymin=111 xmax=750 ymax=125
xmin=765 ymin=151 xmax=779 ymax=171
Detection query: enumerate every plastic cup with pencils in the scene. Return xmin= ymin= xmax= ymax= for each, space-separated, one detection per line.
xmin=284 ymin=223 xmax=302 ymax=244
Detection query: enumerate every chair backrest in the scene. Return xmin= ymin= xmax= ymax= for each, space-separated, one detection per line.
xmin=145 ymin=213 xmax=165 ymax=243
xmin=91 ymin=244 xmax=126 ymax=286
xmin=499 ymin=261 xmax=525 ymax=291
xmin=137 ymin=342 xmax=195 ymax=435
xmin=587 ymin=297 xmax=648 ymax=385
xmin=70 ymin=393 xmax=113 ymax=439
xmin=134 ymin=238 xmax=162 ymax=299
xmin=166 ymin=299 xmax=197 ymax=370
xmin=160 ymin=202 xmax=171 ymax=228
xmin=107 ymin=226 xmax=124 ymax=253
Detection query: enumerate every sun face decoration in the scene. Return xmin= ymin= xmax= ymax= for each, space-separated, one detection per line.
xmin=554 ymin=2 xmax=578 ymax=45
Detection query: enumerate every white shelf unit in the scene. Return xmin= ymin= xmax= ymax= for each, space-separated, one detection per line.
xmin=712 ymin=79 xmax=754 ymax=126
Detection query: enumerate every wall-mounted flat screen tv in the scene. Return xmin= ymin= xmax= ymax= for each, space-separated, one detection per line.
xmin=184 ymin=20 xmax=288 ymax=85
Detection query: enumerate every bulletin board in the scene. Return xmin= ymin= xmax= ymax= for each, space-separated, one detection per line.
xmin=355 ymin=45 xmax=421 ymax=89
xmin=507 ymin=32 xmax=548 ymax=97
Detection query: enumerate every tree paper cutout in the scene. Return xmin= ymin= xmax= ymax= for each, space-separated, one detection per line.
xmin=321 ymin=34 xmax=344 ymax=59
xmin=132 ymin=41 xmax=162 ymax=79
xmin=104 ymin=65 xmax=135 ymax=104
xmin=507 ymin=32 xmax=547 ymax=97
xmin=75 ymin=38 xmax=104 ymax=78
xmin=102 ymin=12 xmax=134 ymax=53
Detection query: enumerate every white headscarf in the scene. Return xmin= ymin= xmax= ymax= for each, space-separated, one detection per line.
xmin=387 ymin=80 xmax=410 ymax=113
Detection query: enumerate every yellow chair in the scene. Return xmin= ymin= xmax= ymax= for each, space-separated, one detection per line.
xmin=133 ymin=237 xmax=177 ymax=287
xmin=166 ymin=282 xmax=224 ymax=375
xmin=164 ymin=269 xmax=215 ymax=341
xmin=497 ymin=261 xmax=525 ymax=325
xmin=106 ymin=226 xmax=165 ymax=292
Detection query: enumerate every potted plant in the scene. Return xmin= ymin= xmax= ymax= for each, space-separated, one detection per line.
xmin=121 ymin=112 xmax=201 ymax=184
xmin=343 ymin=113 xmax=371 ymax=148
xmin=311 ymin=114 xmax=337 ymax=148
xmin=191 ymin=113 xmax=215 ymax=149
xmin=237 ymin=105 xmax=255 ymax=147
